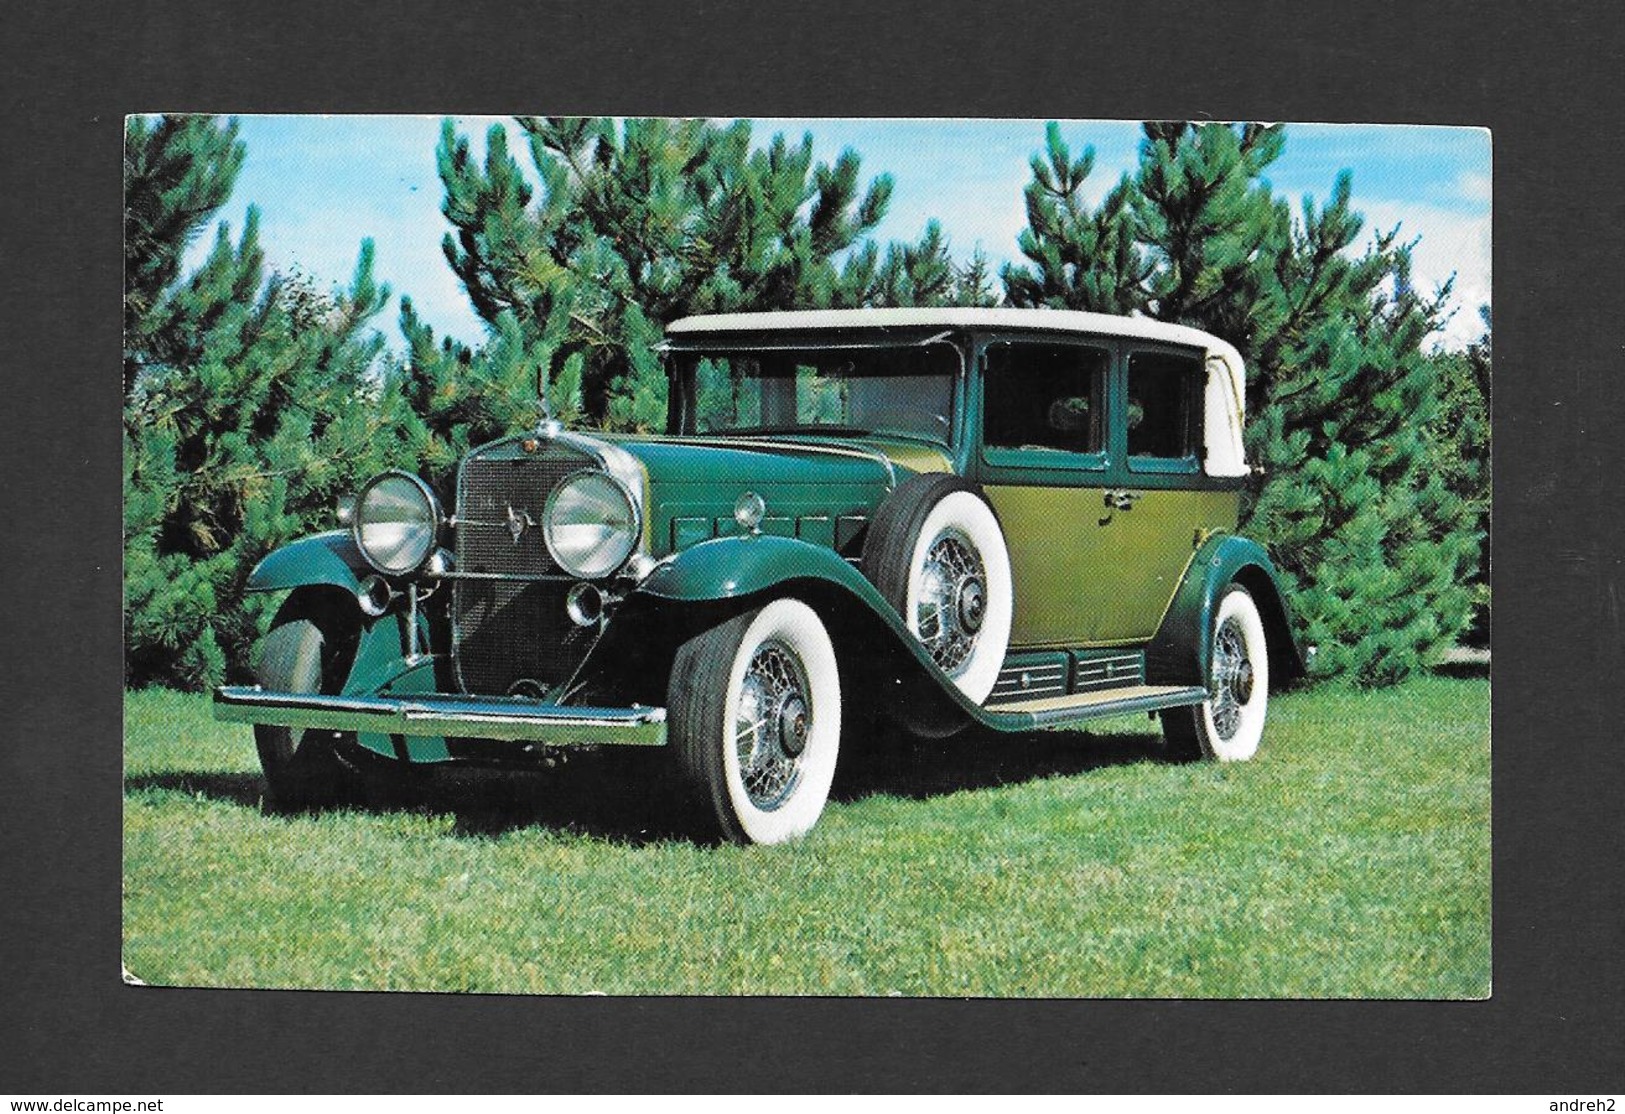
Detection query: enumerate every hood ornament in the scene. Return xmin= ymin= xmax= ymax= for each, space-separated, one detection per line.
xmin=506 ymin=504 xmax=535 ymax=544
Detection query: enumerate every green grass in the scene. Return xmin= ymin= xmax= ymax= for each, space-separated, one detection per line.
xmin=123 ymin=677 xmax=1489 ymax=997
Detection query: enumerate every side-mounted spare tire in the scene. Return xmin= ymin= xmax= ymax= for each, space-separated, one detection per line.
xmin=861 ymin=473 xmax=1013 ymax=705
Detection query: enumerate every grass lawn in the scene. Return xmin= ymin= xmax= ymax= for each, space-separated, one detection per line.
xmin=123 ymin=676 xmax=1489 ymax=997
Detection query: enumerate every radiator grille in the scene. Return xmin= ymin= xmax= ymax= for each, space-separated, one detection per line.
xmin=452 ymin=442 xmax=595 ymax=697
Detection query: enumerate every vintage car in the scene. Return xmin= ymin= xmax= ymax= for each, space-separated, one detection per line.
xmin=215 ymin=308 xmax=1306 ymax=843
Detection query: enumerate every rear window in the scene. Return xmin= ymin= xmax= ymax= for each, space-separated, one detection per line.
xmin=1127 ymin=349 xmax=1202 ymax=460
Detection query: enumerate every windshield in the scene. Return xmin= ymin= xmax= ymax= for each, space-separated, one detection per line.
xmin=670 ymin=343 xmax=958 ymax=445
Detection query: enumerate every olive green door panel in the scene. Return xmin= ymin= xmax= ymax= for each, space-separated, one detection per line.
xmin=986 ymin=485 xmax=1239 ymax=647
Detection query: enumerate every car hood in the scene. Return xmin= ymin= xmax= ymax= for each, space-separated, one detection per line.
xmin=600 ymin=433 xmax=953 ymax=556
xmin=606 ymin=433 xmax=952 ymax=490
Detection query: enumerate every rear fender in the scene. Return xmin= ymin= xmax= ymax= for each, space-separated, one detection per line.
xmin=1146 ymin=533 xmax=1308 ymax=689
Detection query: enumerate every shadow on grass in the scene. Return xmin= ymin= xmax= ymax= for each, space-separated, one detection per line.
xmin=125 ymin=724 xmax=1168 ymax=846
xmin=1431 ymin=659 xmax=1490 ymax=680
xmin=125 ymin=771 xmax=266 ymax=809
xmin=831 ymin=722 xmax=1164 ymax=802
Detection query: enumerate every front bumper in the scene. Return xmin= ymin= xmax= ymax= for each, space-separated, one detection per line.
xmin=213 ymin=686 xmax=667 ymax=747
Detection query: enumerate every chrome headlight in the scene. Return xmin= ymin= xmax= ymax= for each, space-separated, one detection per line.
xmin=543 ymin=470 xmax=639 ymax=579
xmin=352 ymin=471 xmax=443 ymax=575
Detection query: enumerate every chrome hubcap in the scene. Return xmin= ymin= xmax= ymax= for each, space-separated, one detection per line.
xmin=956 ymin=576 xmax=986 ymax=634
xmin=915 ymin=530 xmax=987 ymax=677
xmin=1210 ymin=617 xmax=1252 ymax=740
xmin=734 ymin=640 xmax=810 ymax=810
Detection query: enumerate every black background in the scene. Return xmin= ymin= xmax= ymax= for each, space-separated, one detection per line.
xmin=4 ymin=0 xmax=1622 ymax=1093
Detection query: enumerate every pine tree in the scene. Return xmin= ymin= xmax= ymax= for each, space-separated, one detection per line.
xmin=953 ymin=248 xmax=1000 ymax=307
xmin=392 ymin=298 xmax=583 ymax=488
xmin=436 ymin=117 xmax=897 ymax=427
xmin=124 ymin=117 xmax=413 ymax=688
xmin=1134 ymin=122 xmax=1287 ymax=341
xmin=843 ymin=220 xmax=955 ymax=307
xmin=1002 ymin=122 xmax=1149 ymax=313
xmin=1003 ymin=121 xmax=1483 ymax=684
xmin=124 ymin=115 xmax=246 ymax=400
xmin=1424 ymin=306 xmax=1491 ymax=644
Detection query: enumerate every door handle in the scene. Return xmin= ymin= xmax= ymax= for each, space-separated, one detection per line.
xmin=1104 ymin=489 xmax=1143 ymax=511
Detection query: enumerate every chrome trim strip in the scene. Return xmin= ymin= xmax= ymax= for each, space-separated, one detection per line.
xmin=428 ymin=570 xmax=575 ymax=583
xmin=214 ymin=687 xmax=667 ymax=747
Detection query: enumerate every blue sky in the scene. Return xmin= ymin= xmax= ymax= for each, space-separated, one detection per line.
xmin=191 ymin=116 xmax=1491 ymax=350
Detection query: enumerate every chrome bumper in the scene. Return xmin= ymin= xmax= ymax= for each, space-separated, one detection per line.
xmin=213 ymin=686 xmax=667 ymax=747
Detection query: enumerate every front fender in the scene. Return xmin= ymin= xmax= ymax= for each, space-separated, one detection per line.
xmin=625 ymin=535 xmax=988 ymax=735
xmin=638 ymin=534 xmax=894 ymax=610
xmin=1146 ymin=533 xmax=1308 ymax=689
xmin=247 ymin=532 xmax=368 ymax=595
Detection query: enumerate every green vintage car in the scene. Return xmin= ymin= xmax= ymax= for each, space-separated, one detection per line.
xmin=215 ymin=308 xmax=1306 ymax=843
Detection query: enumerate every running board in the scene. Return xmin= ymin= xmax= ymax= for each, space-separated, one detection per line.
xmin=981 ymin=684 xmax=1208 ymax=730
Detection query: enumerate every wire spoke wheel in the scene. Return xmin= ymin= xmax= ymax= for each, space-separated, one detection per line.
xmin=670 ymin=599 xmax=842 ymax=844
xmin=1158 ymin=585 xmax=1271 ymax=763
xmin=1209 ymin=616 xmax=1251 ymax=740
xmin=863 ymin=475 xmax=1013 ymax=706
xmin=914 ymin=529 xmax=988 ymax=677
xmin=733 ymin=639 xmax=812 ymax=811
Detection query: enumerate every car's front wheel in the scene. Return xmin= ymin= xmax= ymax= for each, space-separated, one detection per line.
xmin=1159 ymin=585 xmax=1272 ymax=762
xmin=253 ymin=601 xmax=362 ymax=811
xmin=669 ymin=599 xmax=842 ymax=844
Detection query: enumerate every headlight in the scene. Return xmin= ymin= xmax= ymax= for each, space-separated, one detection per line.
xmin=353 ymin=471 xmax=443 ymax=575
xmin=544 ymin=470 xmax=639 ymax=579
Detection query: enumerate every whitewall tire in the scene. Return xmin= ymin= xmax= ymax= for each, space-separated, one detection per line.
xmin=1161 ymin=585 xmax=1271 ymax=762
xmin=670 ymin=599 xmax=842 ymax=845
xmin=863 ymin=475 xmax=1014 ymax=705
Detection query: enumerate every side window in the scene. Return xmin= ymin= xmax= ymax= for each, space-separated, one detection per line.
xmin=983 ymin=342 xmax=1109 ymax=456
xmin=1126 ymin=349 xmax=1203 ymax=461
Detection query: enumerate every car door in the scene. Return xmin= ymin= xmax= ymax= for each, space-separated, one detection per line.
xmin=974 ymin=336 xmax=1117 ymax=648
xmin=975 ymin=336 xmax=1240 ymax=649
xmin=1103 ymin=343 xmax=1242 ymax=643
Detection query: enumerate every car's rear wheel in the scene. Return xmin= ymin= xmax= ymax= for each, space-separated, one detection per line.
xmin=669 ymin=599 xmax=842 ymax=845
xmin=253 ymin=599 xmax=363 ymax=811
xmin=1160 ymin=585 xmax=1271 ymax=762
xmin=862 ymin=474 xmax=1013 ymax=705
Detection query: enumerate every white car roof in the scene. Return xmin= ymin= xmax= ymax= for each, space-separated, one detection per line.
xmin=666 ymin=307 xmax=1251 ymax=477
xmin=666 ymin=306 xmax=1241 ymax=361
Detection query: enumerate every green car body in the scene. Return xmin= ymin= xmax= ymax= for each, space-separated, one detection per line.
xmin=217 ymin=308 xmax=1307 ymax=840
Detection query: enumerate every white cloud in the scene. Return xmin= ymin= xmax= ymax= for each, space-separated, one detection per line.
xmin=1455 ymin=170 xmax=1492 ymax=204
xmin=1355 ymin=197 xmax=1491 ymax=350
